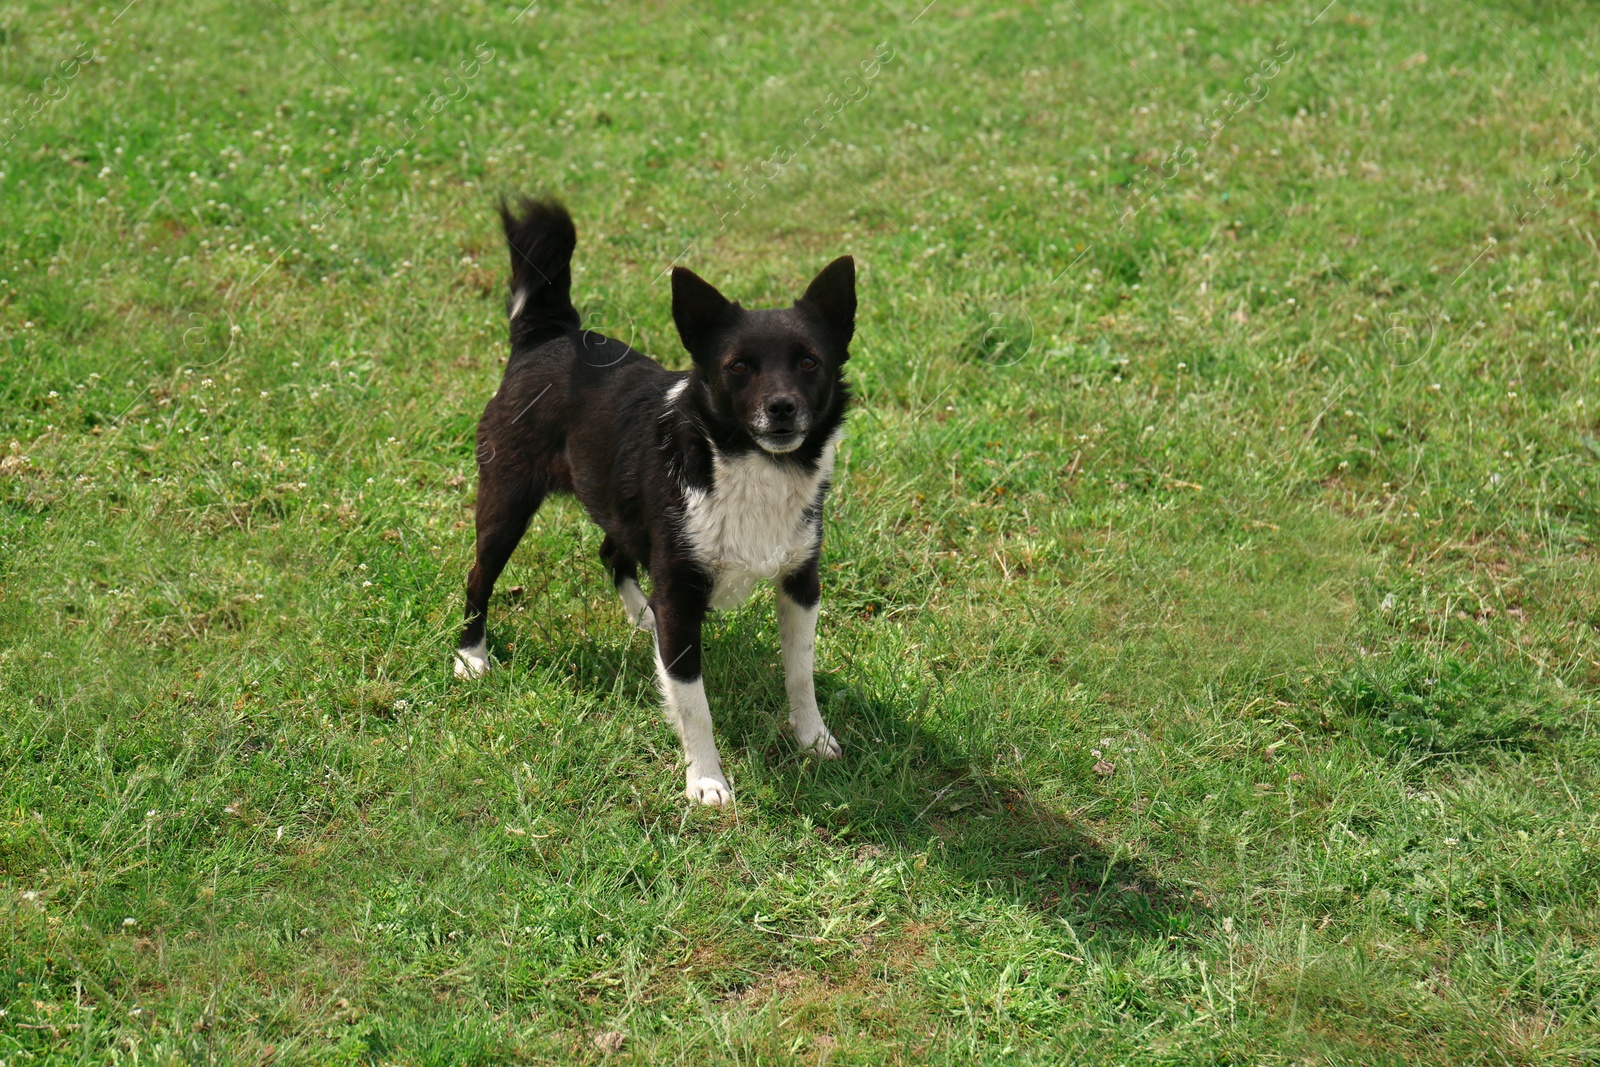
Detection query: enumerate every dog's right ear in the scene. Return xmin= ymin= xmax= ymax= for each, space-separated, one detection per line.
xmin=672 ymin=266 xmax=735 ymax=359
xmin=798 ymin=255 xmax=856 ymax=349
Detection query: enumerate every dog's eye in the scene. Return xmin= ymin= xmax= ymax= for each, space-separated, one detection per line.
xmin=728 ymin=359 xmax=750 ymax=374
xmin=799 ymin=356 xmax=819 ymax=372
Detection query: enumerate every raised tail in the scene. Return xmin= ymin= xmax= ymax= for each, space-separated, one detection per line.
xmin=499 ymin=196 xmax=580 ymax=347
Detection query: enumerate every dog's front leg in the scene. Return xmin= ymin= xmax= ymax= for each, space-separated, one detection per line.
xmin=780 ymin=566 xmax=842 ymax=760
xmin=650 ymin=580 xmax=731 ymax=805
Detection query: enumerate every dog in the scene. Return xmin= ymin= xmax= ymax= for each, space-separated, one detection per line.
xmin=454 ymin=197 xmax=855 ymax=805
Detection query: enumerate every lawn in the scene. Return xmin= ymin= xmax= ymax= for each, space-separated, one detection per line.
xmin=2 ymin=0 xmax=1599 ymax=1062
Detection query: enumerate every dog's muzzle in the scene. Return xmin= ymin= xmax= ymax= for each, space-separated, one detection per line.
xmin=754 ymin=430 xmax=806 ymax=454
xmin=752 ymin=401 xmax=810 ymax=453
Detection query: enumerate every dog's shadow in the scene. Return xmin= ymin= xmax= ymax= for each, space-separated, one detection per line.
xmin=753 ymin=686 xmax=1198 ymax=940
xmin=499 ymin=606 xmax=1199 ymax=938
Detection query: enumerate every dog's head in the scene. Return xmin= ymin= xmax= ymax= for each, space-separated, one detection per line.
xmin=671 ymin=257 xmax=854 ymax=456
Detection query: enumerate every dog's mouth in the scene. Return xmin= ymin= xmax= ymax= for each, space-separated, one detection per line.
xmin=753 ymin=429 xmax=806 ymax=454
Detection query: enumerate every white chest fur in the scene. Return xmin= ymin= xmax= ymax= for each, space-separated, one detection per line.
xmin=680 ymin=434 xmax=838 ymax=610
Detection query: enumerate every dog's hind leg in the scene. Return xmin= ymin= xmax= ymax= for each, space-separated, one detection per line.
xmin=779 ymin=564 xmax=842 ymax=759
xmin=456 ymin=465 xmax=544 ymax=679
xmin=600 ymin=535 xmax=654 ymax=632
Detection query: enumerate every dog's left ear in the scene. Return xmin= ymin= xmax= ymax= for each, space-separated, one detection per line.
xmin=798 ymin=255 xmax=855 ymax=350
xmin=672 ymin=266 xmax=736 ymax=360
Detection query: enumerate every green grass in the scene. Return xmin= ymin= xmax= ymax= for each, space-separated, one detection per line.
xmin=3 ymin=0 xmax=1599 ymax=1062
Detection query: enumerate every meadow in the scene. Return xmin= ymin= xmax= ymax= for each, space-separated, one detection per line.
xmin=2 ymin=0 xmax=1599 ymax=1062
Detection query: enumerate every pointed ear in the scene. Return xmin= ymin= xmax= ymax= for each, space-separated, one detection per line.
xmin=671 ymin=266 xmax=734 ymax=357
xmin=798 ymin=255 xmax=856 ymax=348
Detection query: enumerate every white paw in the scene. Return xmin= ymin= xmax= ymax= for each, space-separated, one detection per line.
xmin=453 ymin=647 xmax=490 ymax=679
xmin=794 ymin=723 xmax=842 ymax=760
xmin=620 ymin=579 xmax=655 ymax=632
xmin=685 ymin=772 xmax=733 ymax=806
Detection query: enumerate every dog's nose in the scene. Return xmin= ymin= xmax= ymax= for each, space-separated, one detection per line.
xmin=766 ymin=396 xmax=798 ymax=421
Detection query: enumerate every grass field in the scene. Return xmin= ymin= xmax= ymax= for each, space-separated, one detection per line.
xmin=3 ymin=0 xmax=1600 ymax=1062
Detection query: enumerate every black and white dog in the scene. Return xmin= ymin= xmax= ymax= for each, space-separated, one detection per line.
xmin=455 ymin=198 xmax=854 ymax=805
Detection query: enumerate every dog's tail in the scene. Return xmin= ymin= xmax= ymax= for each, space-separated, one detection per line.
xmin=500 ymin=196 xmax=580 ymax=347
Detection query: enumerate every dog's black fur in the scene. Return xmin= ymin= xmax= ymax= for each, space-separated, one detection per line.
xmin=456 ymin=197 xmax=854 ymax=803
